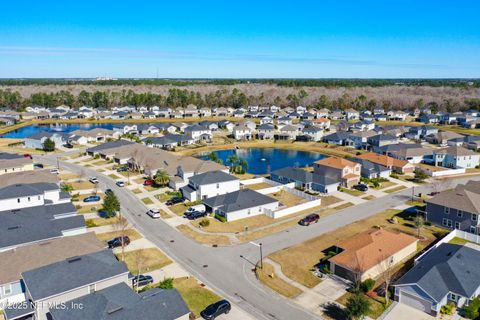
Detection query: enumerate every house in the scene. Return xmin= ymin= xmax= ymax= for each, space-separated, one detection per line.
xmin=316 ymin=108 xmax=330 ymax=118
xmin=323 ymin=131 xmax=352 ymax=146
xmin=69 ymin=128 xmax=119 ymax=144
xmin=425 ymin=131 xmax=464 ymax=146
xmin=233 ymin=109 xmax=246 ymax=118
xmin=86 ymin=140 xmax=135 ymax=158
xmin=277 ymin=116 xmax=292 ymax=126
xmin=0 ymin=233 xmax=104 ymax=308
xmin=440 ymin=113 xmax=458 ymax=124
xmin=345 ymin=108 xmax=360 ymax=120
xmin=330 ymin=228 xmax=418 ymax=282
xmin=180 ymin=170 xmax=240 ymax=202
xmin=405 ymin=125 xmax=438 ymax=140
xmin=0 ymin=182 xmax=70 ymax=210
xmin=198 ymin=121 xmax=219 ymax=131
xmin=277 ymin=124 xmax=299 ymax=140
xmin=173 ymin=122 xmax=189 ymax=132
xmin=257 ymin=124 xmax=275 ymax=140
xmin=373 ymin=107 xmax=385 ymax=115
xmin=218 ymin=120 xmax=235 ymax=132
xmin=311 ymin=118 xmax=331 ymax=130
xmin=157 ymin=107 xmax=171 ymax=118
xmin=374 ymin=114 xmax=388 ymax=121
xmin=184 ymin=124 xmax=212 ymax=141
xmin=351 ymin=158 xmax=391 ymax=179
xmin=113 ymin=124 xmax=138 ymax=135
xmin=136 ymin=124 xmax=160 ymax=135
xmin=233 ymin=124 xmax=253 ymax=140
xmin=0 ymin=169 xmax=59 ymax=189
xmin=368 ymin=134 xmax=398 ymax=151
xmin=296 ymin=105 xmax=307 ymax=114
xmin=348 ymin=131 xmax=378 ymax=149
xmin=301 ymin=126 xmax=323 ymax=141
xmin=4 ymin=250 xmax=130 ymax=320
xmin=204 ymin=189 xmax=279 ymax=222
xmin=0 ymin=152 xmax=34 ymax=175
xmin=458 ymin=135 xmax=480 ymax=151
xmin=313 ymin=157 xmax=361 ymax=188
xmin=48 ymin=282 xmax=190 ymax=320
xmin=270 ymin=105 xmax=280 ymax=113
xmin=394 ymin=243 xmax=480 ymax=316
xmin=260 ymin=116 xmax=273 ymax=125
xmin=199 ymin=107 xmax=212 ymax=117
xmin=378 ymin=143 xmax=433 ymax=164
xmin=432 ymin=145 xmax=480 ymax=169
xmin=353 ymin=120 xmax=375 ymax=131
xmin=184 ymin=104 xmax=199 ymax=118
xmin=143 ymin=134 xmax=194 ymax=150
xmin=356 ymin=152 xmax=415 ymax=174
xmin=419 ymin=114 xmax=440 ymax=124
xmin=301 ymin=112 xmax=315 ymax=121
xmin=388 ymin=110 xmax=408 ymax=121
xmin=425 ymin=181 xmax=480 ymax=233
xmin=270 ymin=167 xmax=340 ymax=194
xmin=24 ymin=132 xmax=68 ymax=149
xmin=155 ymin=123 xmax=178 ymax=134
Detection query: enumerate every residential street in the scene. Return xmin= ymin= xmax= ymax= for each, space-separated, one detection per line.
xmin=37 ymin=154 xmax=480 ymax=320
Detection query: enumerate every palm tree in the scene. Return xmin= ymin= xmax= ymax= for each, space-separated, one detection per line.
xmin=239 ymin=159 xmax=249 ymax=174
xmin=227 ymin=154 xmax=239 ymax=165
xmin=60 ymin=183 xmax=73 ymax=193
xmin=208 ymin=152 xmax=219 ymax=162
xmin=154 ymin=169 xmax=170 ymax=187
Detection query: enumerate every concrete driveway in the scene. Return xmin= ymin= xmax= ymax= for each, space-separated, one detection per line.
xmin=382 ymin=302 xmax=434 ymax=320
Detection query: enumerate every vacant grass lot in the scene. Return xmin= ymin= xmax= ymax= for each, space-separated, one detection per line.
xmin=257 ymin=262 xmax=303 ymax=298
xmin=70 ymin=181 xmax=95 ymax=190
xmin=59 ymin=172 xmax=80 ymax=180
xmin=268 ymin=191 xmax=306 ymax=206
xmin=384 ymin=185 xmax=407 ymax=193
xmin=177 ymin=225 xmax=231 ymax=246
xmin=173 ymin=277 xmax=221 ymax=318
xmin=244 ymin=182 xmax=272 ymax=190
xmin=85 ymin=216 xmax=120 ymax=228
xmin=120 ymin=248 xmax=172 ymax=274
xmin=96 ymin=229 xmax=142 ymax=242
xmin=269 ymin=208 xmax=448 ymax=289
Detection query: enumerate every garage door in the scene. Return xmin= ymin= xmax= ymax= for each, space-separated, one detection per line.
xmin=399 ymin=290 xmax=431 ymax=313
xmin=333 ymin=264 xmax=355 ymax=282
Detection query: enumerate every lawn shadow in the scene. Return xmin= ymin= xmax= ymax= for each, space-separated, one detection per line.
xmin=322 ymin=302 xmax=347 ymax=320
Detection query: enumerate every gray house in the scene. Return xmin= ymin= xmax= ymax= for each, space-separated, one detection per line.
xmin=5 ymin=250 xmax=130 ymax=320
xmin=394 ymin=243 xmax=480 ymax=316
xmin=49 ymin=282 xmax=190 ymax=320
xmin=24 ymin=132 xmax=68 ymax=150
xmin=270 ymin=167 xmax=340 ymax=194
xmin=425 ymin=181 xmax=480 ymax=233
xmin=351 ymin=158 xmax=391 ymax=179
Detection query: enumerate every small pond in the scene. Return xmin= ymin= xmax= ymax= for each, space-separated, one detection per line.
xmin=200 ymin=148 xmax=327 ymax=174
xmin=2 ymin=123 xmax=118 ymax=138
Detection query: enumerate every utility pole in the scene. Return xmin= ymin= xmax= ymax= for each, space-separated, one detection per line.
xmin=250 ymin=241 xmax=263 ymax=269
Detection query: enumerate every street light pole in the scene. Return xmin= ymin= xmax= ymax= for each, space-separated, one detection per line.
xmin=250 ymin=241 xmax=263 ymax=269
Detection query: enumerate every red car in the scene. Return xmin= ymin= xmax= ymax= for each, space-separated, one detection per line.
xmin=23 ymin=154 xmax=33 ymax=159
xmin=143 ymin=179 xmax=155 ymax=186
xmin=299 ymin=214 xmax=320 ymax=226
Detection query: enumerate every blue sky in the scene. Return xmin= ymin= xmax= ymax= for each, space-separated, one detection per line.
xmin=0 ymin=0 xmax=479 ymax=78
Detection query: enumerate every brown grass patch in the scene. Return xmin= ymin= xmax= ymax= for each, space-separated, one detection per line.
xmin=257 ymin=262 xmax=303 ymax=298
xmin=177 ymin=225 xmax=231 ymax=246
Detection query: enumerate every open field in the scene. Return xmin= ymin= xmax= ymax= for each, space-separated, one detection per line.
xmin=269 ymin=208 xmax=448 ymax=288
xmin=119 ymin=248 xmax=172 ymax=274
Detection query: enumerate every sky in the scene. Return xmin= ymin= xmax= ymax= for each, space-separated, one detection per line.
xmin=0 ymin=0 xmax=479 ymax=78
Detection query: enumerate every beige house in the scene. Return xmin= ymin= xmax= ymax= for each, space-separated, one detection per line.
xmin=329 ymin=229 xmax=418 ymax=282
xmin=313 ymin=157 xmax=361 ymax=188
xmin=0 ymin=153 xmax=34 ymax=175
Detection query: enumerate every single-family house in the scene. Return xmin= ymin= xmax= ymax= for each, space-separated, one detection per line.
xmin=405 ymin=125 xmax=439 ymax=140
xmin=184 ymin=124 xmax=212 ymax=141
xmin=425 ymin=131 xmax=464 ymax=146
xmin=432 ymin=145 xmax=480 ymax=169
xmin=233 ymin=124 xmax=253 ymax=140
xmin=257 ymin=124 xmax=275 ymax=140
xmin=351 ymin=158 xmax=391 ymax=179
xmin=313 ymin=157 xmax=361 ymax=188
xmin=345 ymin=108 xmax=360 ymax=120
xmin=24 ymin=132 xmax=68 ymax=150
xmin=378 ymin=143 xmax=433 ymax=164
xmin=0 ymin=153 xmax=34 ymax=175
xmin=270 ymin=167 xmax=340 ymax=194
xmin=277 ymin=125 xmax=299 ymax=141
xmin=180 ymin=170 xmax=240 ymax=202
xmin=301 ymin=126 xmax=323 ymax=142
xmin=356 ymin=152 xmax=415 ymax=174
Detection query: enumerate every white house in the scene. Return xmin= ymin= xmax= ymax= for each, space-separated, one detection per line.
xmin=233 ymin=124 xmax=253 ymax=140
xmin=184 ymin=124 xmax=212 ymax=141
xmin=432 ymin=146 xmax=480 ymax=169
xmin=180 ymin=171 xmax=240 ymax=202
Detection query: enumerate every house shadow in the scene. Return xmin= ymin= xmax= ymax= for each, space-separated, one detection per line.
xmin=322 ymin=302 xmax=347 ymax=320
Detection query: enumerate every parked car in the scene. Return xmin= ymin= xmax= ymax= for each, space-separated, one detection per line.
xmin=107 ymin=236 xmax=130 ymax=249
xmin=89 ymin=177 xmax=99 ymax=184
xmin=429 ymin=191 xmax=440 ymax=196
xmin=132 ymin=275 xmax=153 ymax=287
xmin=105 ymin=188 xmax=113 ymax=194
xmin=354 ymin=183 xmax=369 ymax=192
xmin=200 ymin=300 xmax=231 ymax=320
xmin=143 ymin=179 xmax=155 ymax=186
xmin=146 ymin=208 xmax=161 ymax=219
xmin=34 ymin=163 xmax=44 ymax=168
xmin=116 ymin=181 xmax=125 ymax=187
xmin=63 ymin=143 xmax=74 ymax=149
xmin=166 ymin=197 xmax=184 ymax=206
xmin=299 ymin=214 xmax=320 ymax=226
xmin=185 ymin=210 xmax=207 ymax=220
xmin=186 ymin=204 xmax=206 ymax=214
xmin=116 ymin=166 xmax=128 ymax=172
xmin=23 ymin=154 xmax=32 ymax=159
xmin=83 ymin=195 xmax=101 ymax=202
xmin=50 ymin=169 xmax=59 ymax=174
xmin=98 ymin=210 xmax=116 ymax=218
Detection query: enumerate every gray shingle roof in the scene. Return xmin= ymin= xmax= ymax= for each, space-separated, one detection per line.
xmin=49 ymin=282 xmax=190 ymax=320
xmin=0 ymin=202 xmax=81 ymax=250
xmin=188 ymin=170 xmax=238 ymax=186
xmin=271 ymin=167 xmax=312 ymax=184
xmin=0 ymin=182 xmax=59 ymax=200
xmin=395 ymin=244 xmax=480 ymax=302
xmin=22 ymin=250 xmax=128 ymax=301
xmin=86 ymin=140 xmax=135 ymax=153
xmin=204 ymin=189 xmax=278 ymax=213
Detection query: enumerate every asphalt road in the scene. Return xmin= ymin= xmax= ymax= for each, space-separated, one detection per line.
xmin=37 ymin=154 xmax=480 ymax=320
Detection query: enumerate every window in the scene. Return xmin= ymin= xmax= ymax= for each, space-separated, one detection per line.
xmin=470 ymin=226 xmax=477 ymax=234
xmin=28 ymin=197 xmax=30 ymax=202
xmin=216 ymin=183 xmax=219 ymax=189
xmin=17 ymin=198 xmax=20 ymax=203
xmin=450 ymin=293 xmax=457 ymax=301
xmin=457 ymin=210 xmax=463 ymax=218
xmin=444 ymin=207 xmax=450 ymax=214
xmin=88 ymin=284 xmax=96 ymax=294
xmin=3 ymin=284 xmax=12 ymax=296
xmin=472 ymin=214 xmax=478 ymax=222
xmin=443 ymin=219 xmax=453 ymax=228
xmin=455 ymin=222 xmax=461 ymax=229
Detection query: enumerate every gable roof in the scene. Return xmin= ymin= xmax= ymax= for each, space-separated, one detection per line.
xmin=188 ymin=170 xmax=238 ymax=185
xmin=395 ymin=244 xmax=480 ymax=302
xmin=356 ymin=152 xmax=410 ymax=168
xmin=86 ymin=140 xmax=135 ymax=153
xmin=22 ymin=250 xmax=128 ymax=301
xmin=314 ymin=157 xmax=358 ymax=170
xmin=330 ymin=228 xmax=418 ymax=273
xmin=203 ymin=189 xmax=278 ymax=213
xmin=0 ymin=232 xmax=104 ymax=286
xmin=0 ymin=182 xmax=59 ymax=200
xmin=426 ymin=182 xmax=480 ymax=214
xmin=49 ymin=282 xmax=190 ymax=320
xmin=0 ymin=169 xmax=59 ymax=188
xmin=435 ymin=145 xmax=479 ymax=157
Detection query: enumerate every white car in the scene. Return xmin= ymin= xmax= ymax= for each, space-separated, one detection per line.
xmin=116 ymin=181 xmax=125 ymax=187
xmin=50 ymin=169 xmax=59 ymax=175
xmin=186 ymin=204 xmax=206 ymax=214
xmin=89 ymin=177 xmax=99 ymax=184
xmin=146 ymin=208 xmax=161 ymax=219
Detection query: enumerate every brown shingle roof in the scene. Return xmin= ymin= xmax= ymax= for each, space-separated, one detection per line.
xmin=315 ymin=157 xmax=358 ymax=170
xmin=356 ymin=152 xmax=410 ymax=169
xmin=330 ymin=229 xmax=418 ymax=273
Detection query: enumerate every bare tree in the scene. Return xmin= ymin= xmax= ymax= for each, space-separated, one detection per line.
xmin=414 ymin=216 xmax=425 ymax=239
xmin=133 ymin=250 xmax=147 ymax=292
xmin=377 ymin=251 xmax=395 ymax=306
xmin=113 ymin=215 xmax=129 ymax=262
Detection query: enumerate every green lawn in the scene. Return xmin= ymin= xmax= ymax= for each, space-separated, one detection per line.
xmin=337 ymin=292 xmax=391 ymax=319
xmin=141 ymin=197 xmax=153 ymax=205
xmin=173 ymin=277 xmax=221 ymax=318
xmin=132 ymin=188 xmax=142 ymax=194
xmin=120 ymin=248 xmax=172 ymax=274
xmin=108 ymin=173 xmax=121 ymax=180
xmin=372 ymin=181 xmax=396 ymax=190
xmin=340 ymin=187 xmax=364 ymax=196
xmin=384 ymin=185 xmax=407 ymax=193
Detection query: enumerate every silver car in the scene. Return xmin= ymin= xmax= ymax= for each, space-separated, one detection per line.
xmin=146 ymin=208 xmax=161 ymax=219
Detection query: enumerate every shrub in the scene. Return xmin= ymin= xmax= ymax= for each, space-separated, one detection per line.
xmin=390 ymin=173 xmax=399 ymax=179
xmin=440 ymin=302 xmax=455 ymax=315
xmin=158 ymin=277 xmax=174 ymax=289
xmin=215 ymin=214 xmax=227 ymax=223
xmin=360 ymin=278 xmax=375 ymax=293
xmin=94 ymin=154 xmax=100 ymax=159
xmin=85 ymin=219 xmax=97 ymax=228
xmin=199 ymin=219 xmax=210 ymax=228
xmin=463 ymin=297 xmax=480 ymax=319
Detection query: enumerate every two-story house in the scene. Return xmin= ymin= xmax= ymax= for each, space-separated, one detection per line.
xmin=0 ymin=153 xmax=34 ymax=175
xmin=180 ymin=170 xmax=240 ymax=202
xmin=313 ymin=157 xmax=361 ymax=188
xmin=432 ymin=145 xmax=480 ymax=169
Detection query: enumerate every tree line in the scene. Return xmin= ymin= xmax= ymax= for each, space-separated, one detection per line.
xmin=0 ymin=87 xmax=479 ymax=112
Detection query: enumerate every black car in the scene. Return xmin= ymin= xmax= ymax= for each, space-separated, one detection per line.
xmin=185 ymin=210 xmax=207 ymax=220
xmin=107 ymin=236 xmax=130 ymax=248
xmin=105 ymin=188 xmax=113 ymax=194
xmin=132 ymin=275 xmax=154 ymax=287
xmin=34 ymin=163 xmax=44 ymax=169
xmin=166 ymin=197 xmax=184 ymax=206
xmin=354 ymin=183 xmax=369 ymax=192
xmin=299 ymin=214 xmax=320 ymax=226
xmin=63 ymin=143 xmax=74 ymax=149
xmin=200 ymin=300 xmax=231 ymax=320
xmin=116 ymin=166 xmax=128 ymax=172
